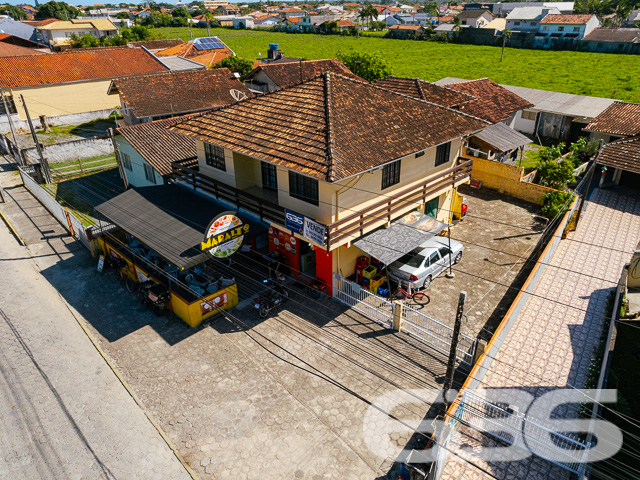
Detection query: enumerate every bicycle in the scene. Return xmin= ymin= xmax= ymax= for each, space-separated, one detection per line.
xmin=392 ymin=284 xmax=430 ymax=305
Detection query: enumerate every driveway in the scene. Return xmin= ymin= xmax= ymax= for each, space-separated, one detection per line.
xmin=422 ymin=184 xmax=545 ymax=340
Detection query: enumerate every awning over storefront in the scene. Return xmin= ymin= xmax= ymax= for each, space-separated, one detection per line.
xmin=352 ymin=211 xmax=448 ymax=265
xmin=95 ymin=184 xmax=267 ymax=269
xmin=471 ymin=122 xmax=531 ymax=153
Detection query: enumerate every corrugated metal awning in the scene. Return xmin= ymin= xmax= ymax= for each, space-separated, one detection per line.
xmin=471 ymin=122 xmax=531 ymax=153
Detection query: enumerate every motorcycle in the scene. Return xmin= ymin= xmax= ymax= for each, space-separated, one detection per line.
xmin=137 ymin=282 xmax=171 ymax=316
xmin=254 ymin=277 xmax=289 ymax=318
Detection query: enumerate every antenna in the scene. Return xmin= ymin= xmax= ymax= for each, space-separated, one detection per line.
xmin=230 ymin=89 xmax=248 ymax=102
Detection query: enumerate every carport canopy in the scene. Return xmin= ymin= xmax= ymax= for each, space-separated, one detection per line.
xmin=95 ymin=184 xmax=266 ymax=270
xmin=352 ymin=211 xmax=448 ymax=265
xmin=471 ymin=122 xmax=531 ymax=153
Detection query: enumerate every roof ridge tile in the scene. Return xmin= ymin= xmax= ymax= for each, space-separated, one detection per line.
xmin=324 ymin=72 xmax=337 ymax=183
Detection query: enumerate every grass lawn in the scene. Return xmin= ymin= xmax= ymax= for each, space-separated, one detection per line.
xmin=152 ymin=27 xmax=640 ymax=102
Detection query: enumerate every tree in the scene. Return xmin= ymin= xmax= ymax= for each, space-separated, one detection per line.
xmin=36 ymin=1 xmax=78 ymax=20
xmin=452 ymin=16 xmax=461 ymax=31
xmin=69 ymin=33 xmax=99 ymax=48
xmin=213 ymin=56 xmax=255 ymax=78
xmin=171 ymin=6 xmax=190 ymax=18
xmin=422 ymin=2 xmax=439 ymax=17
xmin=114 ymin=11 xmax=130 ymax=19
xmin=537 ymin=157 xmax=575 ymax=189
xmin=500 ymin=28 xmax=512 ymax=62
xmin=358 ymin=4 xmax=378 ymax=30
xmin=0 ymin=5 xmax=28 ymax=20
xmin=336 ymin=51 xmax=392 ymax=82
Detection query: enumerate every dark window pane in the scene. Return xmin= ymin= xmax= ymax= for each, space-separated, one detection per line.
xmin=435 ymin=142 xmax=451 ymax=167
xmin=289 ymin=171 xmax=318 ymax=206
xmin=261 ymin=162 xmax=277 ymax=190
xmin=381 ymin=160 xmax=401 ymax=190
xmin=204 ymin=143 xmax=226 ymax=171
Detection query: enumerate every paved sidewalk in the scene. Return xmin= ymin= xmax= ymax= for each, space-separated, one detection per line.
xmin=0 ymin=214 xmax=192 ymax=479
xmin=440 ymin=188 xmax=640 ymax=479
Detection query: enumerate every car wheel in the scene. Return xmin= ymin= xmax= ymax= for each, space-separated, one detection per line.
xmin=423 ymin=275 xmax=432 ymax=289
xmin=125 ymin=277 xmax=138 ymax=293
xmin=454 ymin=252 xmax=462 ymax=264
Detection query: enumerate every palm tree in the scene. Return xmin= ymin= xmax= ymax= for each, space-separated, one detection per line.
xmin=612 ymin=1 xmax=632 ymax=27
xmin=205 ymin=11 xmax=214 ymax=36
xmin=500 ymin=28 xmax=512 ymax=62
xmin=359 ymin=4 xmax=378 ymax=31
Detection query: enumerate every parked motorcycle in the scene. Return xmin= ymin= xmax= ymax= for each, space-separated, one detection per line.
xmin=254 ymin=277 xmax=289 ymax=318
xmin=137 ymin=282 xmax=171 ymax=316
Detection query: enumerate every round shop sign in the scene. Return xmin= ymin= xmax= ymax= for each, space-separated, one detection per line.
xmin=201 ymin=212 xmax=249 ymax=259
xmin=290 ymin=237 xmax=296 ymax=245
xmin=285 ymin=243 xmax=291 ymax=252
xmin=273 ymin=238 xmax=279 ymax=246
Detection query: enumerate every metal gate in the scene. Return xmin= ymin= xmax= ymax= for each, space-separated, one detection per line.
xmin=401 ymin=303 xmax=477 ymax=365
xmin=333 ymin=273 xmax=395 ymax=329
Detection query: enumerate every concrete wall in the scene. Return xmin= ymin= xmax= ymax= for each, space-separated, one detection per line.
xmin=0 ymin=108 xmax=119 ymax=135
xmin=9 ymin=80 xmax=120 ymax=120
xmin=512 ymin=110 xmax=536 ymax=135
xmin=471 ymin=156 xmax=556 ymax=205
xmin=115 ymin=134 xmax=159 ymax=187
xmin=23 ymin=137 xmax=113 ymax=164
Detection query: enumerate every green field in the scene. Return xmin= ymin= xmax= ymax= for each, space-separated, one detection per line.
xmin=154 ymin=27 xmax=640 ymax=102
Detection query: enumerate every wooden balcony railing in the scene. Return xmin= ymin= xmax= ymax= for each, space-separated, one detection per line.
xmin=171 ymin=160 xmax=286 ymax=226
xmin=325 ymin=158 xmax=473 ymax=250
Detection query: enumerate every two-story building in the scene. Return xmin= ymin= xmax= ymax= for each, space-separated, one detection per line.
xmin=505 ymin=6 xmax=560 ymax=32
xmin=456 ymin=9 xmax=494 ymax=28
xmin=537 ymin=13 xmax=600 ymax=42
xmin=38 ymin=18 xmax=118 ymax=47
xmin=168 ymin=72 xmax=488 ymax=294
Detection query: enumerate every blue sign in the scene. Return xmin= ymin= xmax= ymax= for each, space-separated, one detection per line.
xmin=285 ymin=209 xmax=304 ymax=234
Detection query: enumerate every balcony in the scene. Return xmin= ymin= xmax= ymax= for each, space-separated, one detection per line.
xmin=172 ymin=157 xmax=473 ymax=250
xmin=324 ymin=158 xmax=473 ymax=250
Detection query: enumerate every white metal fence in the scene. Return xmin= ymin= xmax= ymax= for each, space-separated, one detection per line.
xmin=19 ymin=167 xmax=91 ymax=250
xmin=458 ymin=390 xmax=589 ymax=476
xmin=333 ymin=273 xmax=395 ymax=329
xmin=402 ymin=304 xmax=477 ymax=365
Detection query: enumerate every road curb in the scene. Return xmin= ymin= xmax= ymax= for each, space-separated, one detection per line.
xmin=0 ymin=208 xmax=25 ymax=246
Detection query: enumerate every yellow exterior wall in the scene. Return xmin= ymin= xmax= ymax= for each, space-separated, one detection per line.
xmin=10 ymin=79 xmax=120 ymax=120
xmin=333 ymin=243 xmax=367 ymax=278
xmin=170 ymin=284 xmax=238 ymax=328
xmin=470 ymin=156 xmax=557 ymax=206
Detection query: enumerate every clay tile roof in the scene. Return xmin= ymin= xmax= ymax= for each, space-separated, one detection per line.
xmin=373 ymin=76 xmax=476 ymax=108
xmin=246 ymin=59 xmax=364 ymax=90
xmin=597 ymin=135 xmax=640 ymax=174
xmin=456 ymin=9 xmax=492 ymax=19
xmin=156 ymin=36 xmax=233 ymax=62
xmin=117 ymin=115 xmax=198 ymax=177
xmin=444 ymin=78 xmax=534 ymax=123
xmin=0 ymin=47 xmax=167 ymax=89
xmin=336 ymin=19 xmax=356 ymax=27
xmin=540 ymin=14 xmax=596 ymax=24
xmin=129 ymin=38 xmax=184 ymax=50
xmin=169 ymin=73 xmax=488 ymax=182
xmin=22 ymin=18 xmax=60 ymax=27
xmin=287 ymin=17 xmax=304 ymax=23
xmin=109 ymin=68 xmax=253 ymax=119
xmin=582 ymin=28 xmax=640 ymax=42
xmin=585 ymin=101 xmax=640 ymax=137
xmin=0 ymin=42 xmax=46 ymax=57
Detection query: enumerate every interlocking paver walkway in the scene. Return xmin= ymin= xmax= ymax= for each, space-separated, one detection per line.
xmin=440 ymin=188 xmax=640 ymax=480
xmin=0 ymin=223 xmax=192 ymax=480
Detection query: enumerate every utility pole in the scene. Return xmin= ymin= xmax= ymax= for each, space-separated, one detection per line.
xmin=442 ymin=291 xmax=466 ymax=412
xmin=1 ymin=89 xmax=21 ymax=165
xmin=575 ymin=160 xmax=596 ymax=228
xmin=20 ymin=94 xmax=52 ymax=183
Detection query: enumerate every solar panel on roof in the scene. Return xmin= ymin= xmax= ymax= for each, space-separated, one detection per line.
xmin=193 ymin=37 xmax=225 ymax=51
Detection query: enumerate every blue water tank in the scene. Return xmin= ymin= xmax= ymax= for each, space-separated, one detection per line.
xmin=269 ymin=43 xmax=279 ymax=51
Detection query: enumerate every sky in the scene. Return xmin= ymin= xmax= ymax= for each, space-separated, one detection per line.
xmin=3 ymin=0 xmax=299 ymax=5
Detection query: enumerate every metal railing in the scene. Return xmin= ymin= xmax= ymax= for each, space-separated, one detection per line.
xmin=333 ymin=273 xmax=395 ymax=329
xmin=401 ymin=303 xmax=477 ymax=365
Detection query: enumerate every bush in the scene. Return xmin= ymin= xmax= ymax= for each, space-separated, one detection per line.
xmin=336 ymin=51 xmax=392 ymax=82
xmin=541 ymin=191 xmax=574 ymax=220
xmin=537 ymin=157 xmax=575 ymax=189
xmin=213 ymin=55 xmax=255 ymax=78
xmin=570 ymin=137 xmax=599 ymax=165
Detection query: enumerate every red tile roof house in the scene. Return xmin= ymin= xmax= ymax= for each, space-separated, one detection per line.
xmin=0 ymin=47 xmax=168 ymax=127
xmin=585 ymin=101 xmax=640 ymax=144
xmin=166 ymin=72 xmax=489 ymax=289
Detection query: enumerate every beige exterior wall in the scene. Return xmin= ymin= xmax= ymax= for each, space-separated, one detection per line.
xmin=10 ymin=79 xmax=120 ymax=120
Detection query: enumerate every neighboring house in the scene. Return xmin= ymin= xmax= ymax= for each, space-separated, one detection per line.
xmin=278 ymin=7 xmax=306 ymax=18
xmin=501 ymin=83 xmax=616 ymax=140
xmin=373 ymin=76 xmax=476 ymax=109
xmin=466 ymin=121 xmax=532 ymax=161
xmin=253 ymin=14 xmax=280 ymax=27
xmin=38 ymin=18 xmax=118 ymax=47
xmin=482 ymin=18 xmax=507 ymax=30
xmin=203 ymin=0 xmax=229 ymax=9
xmin=244 ymin=58 xmax=362 ymax=93
xmin=456 ymin=9 xmax=494 ymax=28
xmin=319 ymin=18 xmax=355 ymax=31
xmin=387 ymin=24 xmax=424 ymax=39
xmin=219 ymin=4 xmax=240 ymax=16
xmin=505 ymin=6 xmax=560 ymax=32
xmin=155 ymin=36 xmax=235 ymax=67
xmin=595 ymin=135 xmax=640 ymax=188
xmin=279 ymin=16 xmax=313 ymax=32
xmin=0 ymin=41 xmax=46 ymax=57
xmin=0 ymin=33 xmax=48 ymax=50
xmin=585 ymin=101 xmax=640 ymax=144
xmin=381 ymin=6 xmax=403 ymax=16
xmin=115 ymin=115 xmax=198 ymax=188
xmin=580 ymin=28 xmax=640 ymax=54
xmin=108 ymin=68 xmax=252 ymax=125
xmin=538 ymin=14 xmax=600 ymax=40
xmin=0 ymin=47 xmax=168 ymax=121
xmin=492 ymin=2 xmax=574 ymax=16
xmin=167 ymin=72 xmax=487 ymax=293
xmin=0 ymin=17 xmax=44 ymax=43
xmin=232 ymin=16 xmax=255 ymax=29
xmin=435 ymin=77 xmax=534 ymax=125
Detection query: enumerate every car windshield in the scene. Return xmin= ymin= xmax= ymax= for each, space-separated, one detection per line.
xmin=396 ymin=250 xmax=425 ymax=268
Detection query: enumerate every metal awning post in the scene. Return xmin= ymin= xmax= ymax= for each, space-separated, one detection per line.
xmin=445 ymin=225 xmax=455 ymax=278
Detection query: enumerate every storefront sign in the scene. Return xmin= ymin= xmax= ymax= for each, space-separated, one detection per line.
xmin=200 ymin=291 xmax=229 ymax=316
xmin=303 ymin=217 xmax=326 ymax=246
xmin=285 ymin=209 xmax=304 ymax=234
xmin=201 ymin=212 xmax=249 ymax=258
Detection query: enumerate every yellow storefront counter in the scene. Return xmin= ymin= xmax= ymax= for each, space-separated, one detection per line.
xmin=170 ymin=284 xmax=238 ymax=328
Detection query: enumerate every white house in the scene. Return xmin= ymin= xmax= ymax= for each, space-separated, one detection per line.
xmin=456 ymin=9 xmax=494 ymax=28
xmin=38 ymin=18 xmax=118 ymax=46
xmin=538 ymin=14 xmax=600 ymax=40
xmin=232 ymin=16 xmax=255 ymax=28
xmin=506 ymin=6 xmax=560 ymax=32
xmin=492 ymin=2 xmax=574 ymax=16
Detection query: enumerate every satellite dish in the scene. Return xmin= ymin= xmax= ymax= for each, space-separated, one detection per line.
xmin=230 ymin=89 xmax=248 ymax=102
xmin=259 ymin=52 xmax=262 ymax=57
